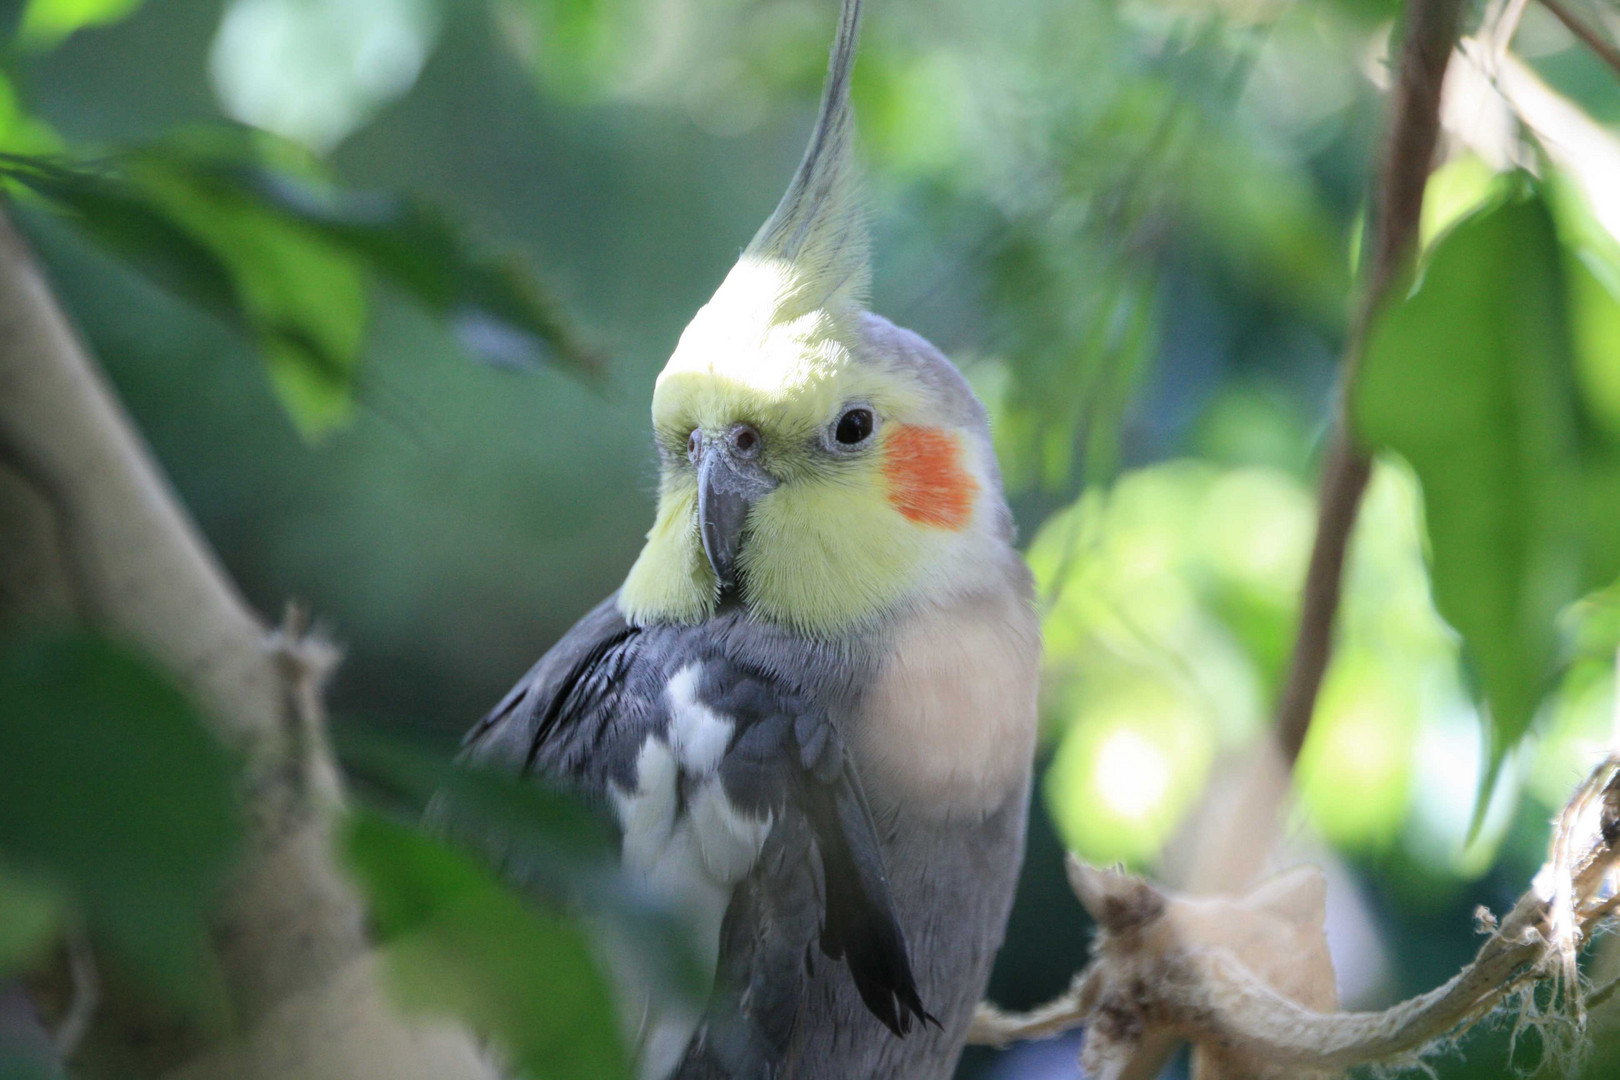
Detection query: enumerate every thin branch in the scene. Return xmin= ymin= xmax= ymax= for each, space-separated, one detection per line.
xmin=1538 ymin=0 xmax=1620 ymax=80
xmin=51 ymin=932 xmax=98 ymax=1061
xmin=973 ymin=757 xmax=1620 ymax=1075
xmin=1590 ymin=974 xmax=1620 ymax=1012
xmin=1275 ymin=0 xmax=1464 ymax=766
xmin=1275 ymin=441 xmax=1371 ymax=764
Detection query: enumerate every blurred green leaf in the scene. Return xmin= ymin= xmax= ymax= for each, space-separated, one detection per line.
xmin=1 ymin=136 xmax=601 ymax=435
xmin=0 ymin=73 xmax=60 ymax=156
xmin=338 ymin=728 xmax=700 ymax=1000
xmin=1354 ymin=183 xmax=1580 ymax=774
xmin=339 ymin=727 xmax=614 ymax=866
xmin=0 ymin=633 xmax=239 ymax=1017
xmin=16 ymin=0 xmax=141 ymax=49
xmin=496 ymin=0 xmax=645 ymax=100
xmin=0 ymin=866 xmax=59 ymax=977
xmin=225 ymin=167 xmax=603 ymax=379
xmin=130 ymin=154 xmax=368 ymax=439
xmin=2 ymin=155 xmax=246 ymax=323
xmin=1 ymin=151 xmax=362 ymax=438
xmin=344 ymin=810 xmax=630 ymax=1080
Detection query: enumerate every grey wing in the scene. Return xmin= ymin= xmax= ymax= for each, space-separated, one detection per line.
xmin=453 ymin=605 xmax=928 ymax=1077
xmin=459 ymin=593 xmax=648 ymax=790
xmin=671 ymin=658 xmax=932 ymax=1079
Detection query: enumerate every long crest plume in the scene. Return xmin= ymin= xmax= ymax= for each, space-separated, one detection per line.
xmin=743 ymin=0 xmax=868 ymax=319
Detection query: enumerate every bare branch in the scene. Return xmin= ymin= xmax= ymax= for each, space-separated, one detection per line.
xmin=972 ymin=757 xmax=1620 ymax=1076
xmin=0 ymin=206 xmax=497 ymax=1079
xmin=1275 ymin=0 xmax=1465 ymax=767
xmin=1537 ymin=0 xmax=1620 ymax=81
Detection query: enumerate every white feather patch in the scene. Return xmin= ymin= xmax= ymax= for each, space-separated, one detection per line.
xmin=605 ymin=663 xmax=775 ymax=1080
xmin=665 ymin=663 xmax=732 ymax=774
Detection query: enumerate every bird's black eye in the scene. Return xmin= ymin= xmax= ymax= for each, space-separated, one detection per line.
xmin=834 ymin=408 xmax=874 ymax=446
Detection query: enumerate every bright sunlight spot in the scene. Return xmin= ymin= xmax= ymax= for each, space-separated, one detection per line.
xmin=1094 ymin=727 xmax=1171 ymax=821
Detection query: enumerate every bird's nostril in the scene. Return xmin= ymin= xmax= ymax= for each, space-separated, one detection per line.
xmin=731 ymin=425 xmax=760 ymax=456
xmin=687 ymin=430 xmax=701 ymax=459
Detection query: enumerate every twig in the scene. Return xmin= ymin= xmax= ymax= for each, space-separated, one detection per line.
xmin=1537 ymin=0 xmax=1620 ymax=81
xmin=1275 ymin=0 xmax=1464 ymax=767
xmin=1087 ymin=9 xmax=1469 ymax=1076
xmin=972 ymin=757 xmax=1620 ymax=1076
xmin=1590 ymin=975 xmax=1620 ymax=1012
xmin=51 ymin=932 xmax=98 ymax=1061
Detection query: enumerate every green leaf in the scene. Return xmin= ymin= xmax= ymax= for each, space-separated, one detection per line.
xmin=1 ymin=136 xmax=602 ymax=435
xmin=16 ymin=0 xmax=141 ymax=49
xmin=0 ymin=150 xmax=364 ymax=438
xmin=124 ymin=152 xmax=368 ymax=439
xmin=0 ymin=633 xmax=239 ymax=1017
xmin=1354 ymin=182 xmax=1581 ymax=773
xmin=2 ymin=156 xmax=246 ymax=325
xmin=337 ymin=728 xmax=700 ymax=1000
xmin=344 ymin=810 xmax=630 ymax=1080
xmin=338 ymin=728 xmax=613 ymax=863
xmin=226 ymin=167 xmax=603 ymax=380
xmin=0 ymin=865 xmax=59 ymax=977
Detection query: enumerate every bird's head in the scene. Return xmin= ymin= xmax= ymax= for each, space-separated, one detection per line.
xmin=618 ymin=0 xmax=1012 ymax=637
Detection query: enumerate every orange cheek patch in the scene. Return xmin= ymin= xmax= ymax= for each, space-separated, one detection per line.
xmin=883 ymin=424 xmax=977 ymax=530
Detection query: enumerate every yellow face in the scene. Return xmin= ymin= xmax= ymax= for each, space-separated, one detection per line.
xmin=617 ymin=261 xmax=989 ymax=636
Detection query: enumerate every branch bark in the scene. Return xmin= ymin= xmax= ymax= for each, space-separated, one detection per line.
xmin=973 ymin=756 xmax=1620 ymax=1078
xmin=1275 ymin=0 xmax=1464 ymax=767
xmin=999 ymin=4 xmax=1469 ymax=1076
xmin=0 ymin=206 xmax=496 ymax=1078
xmin=1536 ymin=0 xmax=1620 ymax=82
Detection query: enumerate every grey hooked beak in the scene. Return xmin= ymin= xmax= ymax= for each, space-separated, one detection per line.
xmin=696 ymin=424 xmax=776 ymax=592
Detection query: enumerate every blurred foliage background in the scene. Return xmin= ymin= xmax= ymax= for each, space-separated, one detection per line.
xmin=5 ymin=0 xmax=1620 ymax=1077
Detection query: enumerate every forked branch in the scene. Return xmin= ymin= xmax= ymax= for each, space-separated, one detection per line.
xmin=971 ymin=756 xmax=1620 ymax=1078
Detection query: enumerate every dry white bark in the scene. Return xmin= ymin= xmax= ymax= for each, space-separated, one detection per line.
xmin=0 ymin=208 xmax=500 ymax=1079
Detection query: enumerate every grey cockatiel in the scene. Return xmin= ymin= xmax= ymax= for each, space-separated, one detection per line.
xmin=460 ymin=1 xmax=1040 ymax=1075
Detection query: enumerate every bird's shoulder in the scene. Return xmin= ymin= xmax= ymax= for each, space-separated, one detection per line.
xmin=459 ymin=597 xmax=839 ymax=786
xmin=459 ymin=593 xmax=650 ymax=782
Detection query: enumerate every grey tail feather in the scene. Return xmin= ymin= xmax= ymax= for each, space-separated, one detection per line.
xmin=808 ymin=753 xmax=937 ymax=1038
xmin=744 ymin=0 xmax=868 ymax=305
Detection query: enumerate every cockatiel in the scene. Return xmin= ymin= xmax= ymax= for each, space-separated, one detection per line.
xmin=460 ymin=1 xmax=1039 ymax=1076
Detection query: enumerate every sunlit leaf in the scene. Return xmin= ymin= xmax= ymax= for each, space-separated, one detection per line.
xmin=17 ymin=0 xmax=141 ymax=49
xmin=1295 ymin=652 xmax=1416 ymax=851
xmin=125 ymin=152 xmax=368 ymax=439
xmin=344 ymin=811 xmax=630 ymax=1080
xmin=0 ymin=634 xmax=239 ymax=1017
xmin=209 ymin=0 xmax=441 ymax=152
xmin=1355 ymin=183 xmax=1580 ymax=771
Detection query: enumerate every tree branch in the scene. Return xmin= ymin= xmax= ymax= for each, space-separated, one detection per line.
xmin=972 ymin=756 xmax=1620 ymax=1077
xmin=1275 ymin=0 xmax=1464 ymax=767
xmin=0 ymin=206 xmax=497 ymax=1078
xmin=1537 ymin=0 xmax=1620 ymax=82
